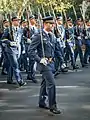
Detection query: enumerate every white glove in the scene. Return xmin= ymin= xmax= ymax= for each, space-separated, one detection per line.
xmin=10 ymin=41 xmax=17 ymax=46
xmin=85 ymin=36 xmax=88 ymax=39
xmin=78 ymin=36 xmax=81 ymax=39
xmin=40 ymin=58 xmax=48 ymax=66
xmin=22 ymin=50 xmax=25 ymax=54
xmin=27 ymin=39 xmax=31 ymax=43
xmin=57 ymin=38 xmax=60 ymax=42
xmin=61 ymin=63 xmax=66 ymax=69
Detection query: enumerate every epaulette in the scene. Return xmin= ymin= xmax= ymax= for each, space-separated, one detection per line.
xmin=3 ymin=39 xmax=8 ymax=40
xmin=2 ymin=39 xmax=8 ymax=41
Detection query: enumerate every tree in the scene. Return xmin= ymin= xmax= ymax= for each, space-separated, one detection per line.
xmin=0 ymin=0 xmax=89 ymax=18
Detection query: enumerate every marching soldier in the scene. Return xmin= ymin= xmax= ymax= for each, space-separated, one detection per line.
xmin=64 ymin=17 xmax=78 ymax=69
xmin=28 ymin=16 xmax=61 ymax=114
xmin=29 ymin=15 xmax=39 ymax=37
xmin=0 ymin=19 xmax=9 ymax=75
xmin=74 ymin=18 xmax=85 ymax=67
xmin=54 ymin=16 xmax=68 ymax=73
xmin=84 ymin=20 xmax=90 ymax=64
xmin=19 ymin=19 xmax=29 ymax=72
xmin=1 ymin=16 xmax=26 ymax=86
xmin=27 ymin=15 xmax=38 ymax=83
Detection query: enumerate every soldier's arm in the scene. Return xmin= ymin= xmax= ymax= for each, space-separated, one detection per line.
xmin=74 ymin=26 xmax=77 ymax=38
xmin=21 ymin=34 xmax=25 ymax=54
xmin=28 ymin=34 xmax=41 ymax=62
xmin=1 ymin=28 xmax=11 ymax=45
xmin=22 ymin=28 xmax=29 ymax=41
xmin=55 ymin=39 xmax=63 ymax=59
xmin=61 ymin=26 xmax=65 ymax=40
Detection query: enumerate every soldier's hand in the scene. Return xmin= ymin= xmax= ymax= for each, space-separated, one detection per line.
xmin=22 ymin=50 xmax=25 ymax=54
xmin=10 ymin=42 xmax=17 ymax=46
xmin=85 ymin=36 xmax=88 ymax=39
xmin=40 ymin=58 xmax=48 ymax=66
xmin=61 ymin=63 xmax=66 ymax=69
xmin=78 ymin=36 xmax=81 ymax=39
xmin=27 ymin=39 xmax=31 ymax=44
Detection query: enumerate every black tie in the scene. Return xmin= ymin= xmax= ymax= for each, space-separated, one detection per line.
xmin=48 ymin=33 xmax=52 ymax=42
xmin=16 ymin=27 xmax=17 ymax=32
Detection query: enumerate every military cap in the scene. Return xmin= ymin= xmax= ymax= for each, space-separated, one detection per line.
xmin=77 ymin=18 xmax=82 ymax=21
xmin=21 ymin=19 xmax=27 ymax=23
xmin=42 ymin=16 xmax=54 ymax=23
xmin=29 ymin=15 xmax=35 ymax=19
xmin=12 ymin=16 xmax=18 ymax=21
xmin=3 ymin=19 xmax=9 ymax=23
xmin=67 ymin=17 xmax=72 ymax=22
xmin=56 ymin=16 xmax=63 ymax=20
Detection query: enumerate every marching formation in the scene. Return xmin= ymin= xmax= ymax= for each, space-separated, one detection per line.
xmin=0 ymin=9 xmax=90 ymax=114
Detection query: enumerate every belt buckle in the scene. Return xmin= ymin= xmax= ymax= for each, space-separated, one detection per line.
xmin=48 ymin=57 xmax=52 ymax=62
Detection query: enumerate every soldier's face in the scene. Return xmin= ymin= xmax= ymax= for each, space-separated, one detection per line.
xmin=77 ymin=21 xmax=82 ymax=26
xmin=3 ymin=22 xmax=9 ymax=27
xmin=44 ymin=22 xmax=54 ymax=32
xmin=57 ymin=20 xmax=63 ymax=25
xmin=30 ymin=18 xmax=36 ymax=25
xmin=22 ymin=22 xmax=27 ymax=27
xmin=86 ymin=22 xmax=90 ymax=27
xmin=12 ymin=20 xmax=19 ymax=26
xmin=68 ymin=21 xmax=73 ymax=26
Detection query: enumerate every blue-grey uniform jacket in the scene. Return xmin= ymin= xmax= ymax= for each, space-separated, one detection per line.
xmin=1 ymin=27 xmax=25 ymax=56
xmin=84 ymin=27 xmax=90 ymax=45
xmin=74 ymin=26 xmax=84 ymax=46
xmin=28 ymin=30 xmax=62 ymax=72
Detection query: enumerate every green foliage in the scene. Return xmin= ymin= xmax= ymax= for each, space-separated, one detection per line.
xmin=0 ymin=0 xmax=89 ymax=18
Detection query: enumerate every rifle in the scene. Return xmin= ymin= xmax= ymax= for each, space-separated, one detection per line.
xmin=25 ymin=7 xmax=30 ymax=39
xmin=0 ymin=15 xmax=4 ymax=33
xmin=63 ymin=10 xmax=70 ymax=40
xmin=72 ymin=6 xmax=78 ymax=34
xmin=38 ymin=8 xmax=45 ymax=57
xmin=50 ymin=4 xmax=60 ymax=37
xmin=61 ymin=10 xmax=64 ymax=25
xmin=48 ymin=9 xmax=51 ymax=16
xmin=29 ymin=5 xmax=32 ymax=15
xmin=79 ymin=0 xmax=89 ymax=30
xmin=63 ymin=10 xmax=68 ymax=29
xmin=80 ymin=8 xmax=86 ymax=30
xmin=8 ymin=13 xmax=14 ymax=41
xmin=41 ymin=4 xmax=46 ymax=17
xmin=72 ymin=6 xmax=77 ymax=21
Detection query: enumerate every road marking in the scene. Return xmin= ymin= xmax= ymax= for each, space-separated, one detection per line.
xmin=0 ymin=85 xmax=79 ymax=90
xmin=29 ymin=93 xmax=69 ymax=98
xmin=0 ymin=89 xmax=9 ymax=91
xmin=56 ymin=86 xmax=79 ymax=88
xmin=82 ymin=105 xmax=90 ymax=110
xmin=20 ymin=85 xmax=80 ymax=90
xmin=3 ymin=109 xmax=38 ymax=112
xmin=0 ymin=81 xmax=7 ymax=83
xmin=68 ymin=69 xmax=83 ymax=73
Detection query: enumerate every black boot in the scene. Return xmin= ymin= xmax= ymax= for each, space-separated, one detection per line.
xmin=18 ymin=81 xmax=26 ymax=87
xmin=50 ymin=105 xmax=61 ymax=114
xmin=61 ymin=68 xmax=68 ymax=73
xmin=73 ymin=65 xmax=79 ymax=70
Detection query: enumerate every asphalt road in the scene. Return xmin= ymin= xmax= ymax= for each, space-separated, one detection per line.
xmin=0 ymin=64 xmax=90 ymax=120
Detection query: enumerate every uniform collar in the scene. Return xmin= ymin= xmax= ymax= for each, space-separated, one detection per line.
xmin=12 ymin=26 xmax=19 ymax=30
xmin=43 ymin=29 xmax=52 ymax=35
xmin=43 ymin=29 xmax=49 ymax=35
xmin=30 ymin=25 xmax=36 ymax=28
